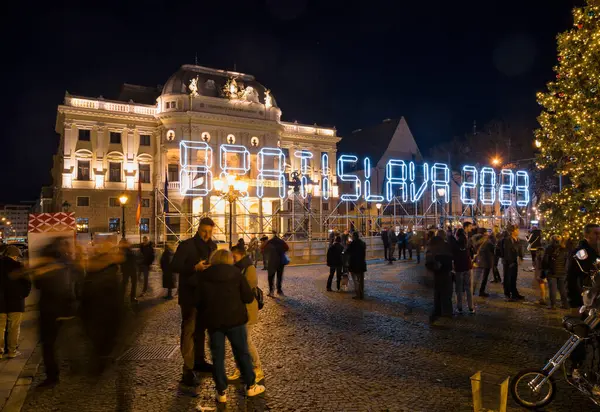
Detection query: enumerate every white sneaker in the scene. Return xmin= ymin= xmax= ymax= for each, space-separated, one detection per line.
xmin=227 ymin=369 xmax=241 ymax=381
xmin=246 ymin=384 xmax=265 ymax=397
xmin=6 ymin=351 xmax=20 ymax=359
xmin=215 ymin=390 xmax=227 ymax=403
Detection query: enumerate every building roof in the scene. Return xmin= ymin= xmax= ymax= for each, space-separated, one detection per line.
xmin=117 ymin=83 xmax=162 ymax=105
xmin=161 ymin=64 xmax=278 ymax=107
xmin=338 ymin=117 xmax=422 ymax=169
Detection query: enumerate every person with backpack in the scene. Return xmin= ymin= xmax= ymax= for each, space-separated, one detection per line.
xmin=230 ymin=245 xmax=264 ymax=383
xmin=326 ymin=236 xmax=344 ymax=292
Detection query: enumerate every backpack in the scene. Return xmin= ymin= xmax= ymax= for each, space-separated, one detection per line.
xmin=494 ymin=238 xmax=505 ymax=258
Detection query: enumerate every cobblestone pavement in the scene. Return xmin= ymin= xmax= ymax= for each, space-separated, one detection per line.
xmin=21 ymin=260 xmax=596 ymax=412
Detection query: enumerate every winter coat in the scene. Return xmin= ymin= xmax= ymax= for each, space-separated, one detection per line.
xmin=160 ymin=249 xmax=176 ymax=289
xmin=503 ymin=236 xmax=523 ymax=265
xmin=171 ymin=234 xmax=217 ymax=307
xmin=248 ymin=238 xmax=259 ymax=252
xmin=567 ymin=239 xmax=598 ymax=308
xmin=475 ymin=237 xmax=495 ymax=269
xmin=346 ymin=239 xmax=367 ymax=273
xmin=196 ymin=264 xmax=254 ymax=331
xmin=388 ymin=230 xmax=398 ymax=244
xmin=542 ymin=244 xmax=568 ymax=279
xmin=452 ymin=241 xmax=472 ymax=272
xmin=235 ymin=255 xmax=258 ymax=325
xmin=527 ymin=230 xmax=543 ymax=250
xmin=140 ymin=243 xmax=155 ymax=267
xmin=425 ymin=240 xmax=453 ymax=274
xmin=327 ymin=243 xmax=344 ymax=267
xmin=265 ymin=236 xmax=289 ymax=272
xmin=0 ymin=257 xmax=30 ymax=313
xmin=397 ymin=232 xmax=406 ymax=246
xmin=120 ymin=246 xmax=138 ymax=278
xmin=380 ymin=231 xmax=389 ymax=246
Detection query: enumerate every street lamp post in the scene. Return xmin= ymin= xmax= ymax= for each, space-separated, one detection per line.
xmin=436 ymin=187 xmax=446 ymax=230
xmin=375 ymin=203 xmax=382 ymax=231
xmin=213 ymin=175 xmax=249 ymax=249
xmin=119 ymin=194 xmax=128 ymax=240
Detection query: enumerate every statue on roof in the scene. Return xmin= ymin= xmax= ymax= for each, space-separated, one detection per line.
xmin=188 ymin=76 xmax=199 ymax=97
xmin=264 ymin=90 xmax=273 ymax=109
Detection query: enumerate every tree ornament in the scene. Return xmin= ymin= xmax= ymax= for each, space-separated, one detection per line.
xmin=575 ymin=124 xmax=582 ymax=131
xmin=578 ymin=23 xmax=584 ymax=29
xmin=592 ymin=88 xmax=597 ymax=93
xmin=589 ymin=11 xmax=595 ymax=17
xmin=559 ymin=92 xmax=565 ymax=97
xmin=585 ymin=135 xmax=593 ymax=141
xmin=557 ymin=74 xmax=561 ymax=79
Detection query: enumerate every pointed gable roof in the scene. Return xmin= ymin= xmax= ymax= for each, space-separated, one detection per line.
xmin=338 ymin=117 xmax=422 ymax=169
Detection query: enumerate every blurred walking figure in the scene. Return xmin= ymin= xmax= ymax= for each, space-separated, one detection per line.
xmin=452 ymin=229 xmax=475 ymax=314
xmin=171 ymin=217 xmax=216 ymax=387
xmin=527 ymin=226 xmax=543 ymax=271
xmin=387 ymin=228 xmax=397 ymax=264
xmin=247 ymin=235 xmax=259 ymax=266
xmin=380 ymin=226 xmax=390 ymax=261
xmin=119 ymin=239 xmax=138 ymax=303
xmin=31 ymin=238 xmax=77 ymax=388
xmin=259 ymin=235 xmax=269 ymax=270
xmin=490 ymin=226 xmax=502 ymax=283
xmin=503 ymin=225 xmax=525 ymax=301
xmin=160 ymin=244 xmax=175 ymax=300
xmin=0 ymin=246 xmax=31 ymax=359
xmin=229 ymin=245 xmax=264 ymax=383
xmin=265 ymin=231 xmax=289 ymax=297
xmin=473 ymin=229 xmax=495 ymax=297
xmin=347 ymin=231 xmax=367 ymax=300
xmin=139 ymin=236 xmax=155 ymax=296
xmin=196 ymin=249 xmax=265 ymax=403
xmin=425 ymin=235 xmax=453 ymax=323
xmin=543 ymin=235 xmax=569 ymax=310
xmin=326 ymin=236 xmax=344 ymax=292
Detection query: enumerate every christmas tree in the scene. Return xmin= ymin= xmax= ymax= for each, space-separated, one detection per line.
xmin=536 ymin=0 xmax=600 ymax=238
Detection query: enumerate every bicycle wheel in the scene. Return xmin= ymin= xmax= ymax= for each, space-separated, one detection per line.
xmin=510 ymin=369 xmax=557 ymax=409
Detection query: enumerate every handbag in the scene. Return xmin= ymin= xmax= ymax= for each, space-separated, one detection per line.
xmin=254 ymin=286 xmax=264 ymax=310
xmin=281 ymin=253 xmax=290 ymax=266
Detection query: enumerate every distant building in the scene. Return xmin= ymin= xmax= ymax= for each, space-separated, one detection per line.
xmin=1 ymin=203 xmax=33 ymax=237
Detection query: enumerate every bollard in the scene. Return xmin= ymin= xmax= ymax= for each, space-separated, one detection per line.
xmin=470 ymin=371 xmax=509 ymax=412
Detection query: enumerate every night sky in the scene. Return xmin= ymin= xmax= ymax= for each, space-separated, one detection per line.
xmin=0 ymin=0 xmax=582 ymax=203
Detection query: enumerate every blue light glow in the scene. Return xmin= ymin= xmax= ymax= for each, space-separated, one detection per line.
xmin=385 ymin=160 xmax=408 ymax=202
xmin=479 ymin=167 xmax=496 ymax=206
xmin=294 ymin=150 xmax=314 ymax=199
xmin=516 ymin=171 xmax=530 ymax=207
xmin=179 ymin=140 xmax=213 ymax=196
xmin=460 ymin=166 xmax=478 ymax=206
xmin=499 ymin=169 xmax=514 ymax=206
xmin=364 ymin=157 xmax=384 ymax=202
xmin=257 ymin=147 xmax=286 ymax=199
xmin=337 ymin=155 xmax=361 ymax=201
xmin=430 ymin=163 xmax=450 ymax=203
xmin=219 ymin=144 xmax=250 ymax=178
xmin=409 ymin=162 xmax=429 ymax=203
xmin=321 ymin=153 xmax=330 ymax=201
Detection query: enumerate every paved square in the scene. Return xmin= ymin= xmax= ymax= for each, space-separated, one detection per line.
xmin=21 ymin=261 xmax=594 ymax=411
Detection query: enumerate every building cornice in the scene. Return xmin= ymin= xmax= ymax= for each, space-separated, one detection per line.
xmin=58 ymin=105 xmax=161 ymax=125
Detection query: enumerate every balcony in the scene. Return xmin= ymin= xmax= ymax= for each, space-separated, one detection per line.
xmin=167 ymin=181 xmax=180 ymax=190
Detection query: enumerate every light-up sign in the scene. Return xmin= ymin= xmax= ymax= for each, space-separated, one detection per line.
xmin=178 ymin=140 xmax=530 ymax=206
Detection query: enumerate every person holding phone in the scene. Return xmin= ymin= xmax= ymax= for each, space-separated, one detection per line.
xmin=171 ymin=217 xmax=217 ymax=387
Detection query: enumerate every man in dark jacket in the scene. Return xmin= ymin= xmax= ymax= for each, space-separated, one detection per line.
xmin=567 ymin=223 xmax=600 ymax=310
xmin=527 ymin=226 xmax=543 ymax=270
xmin=503 ymin=225 xmax=524 ymax=301
xmin=171 ymin=217 xmax=217 ymax=386
xmin=0 ymin=246 xmax=31 ymax=359
xmin=326 ymin=236 xmax=344 ymax=292
xmin=139 ymin=236 xmax=155 ymax=296
xmin=347 ymin=231 xmax=367 ymax=300
xmin=380 ymin=226 xmax=389 ymax=261
xmin=265 ymin=231 xmax=289 ymax=297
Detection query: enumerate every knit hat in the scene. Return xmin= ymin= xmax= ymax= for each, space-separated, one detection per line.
xmin=4 ymin=245 xmax=21 ymax=258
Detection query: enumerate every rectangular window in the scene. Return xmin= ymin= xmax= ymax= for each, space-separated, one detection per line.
xmin=109 ymin=197 xmax=119 ymax=207
xmin=140 ymin=218 xmax=150 ymax=234
xmin=109 ymin=218 xmax=120 ymax=233
xmin=142 ymin=198 xmax=150 ymax=208
xmin=109 ymin=131 xmax=121 ymax=144
xmin=168 ymin=164 xmax=179 ymax=182
xmin=139 ymin=164 xmax=150 ymax=183
xmin=109 ymin=162 xmax=121 ymax=182
xmin=76 ymin=218 xmax=89 ymax=233
xmin=78 ymin=129 xmax=91 ymax=141
xmin=77 ymin=160 xmax=90 ymax=180
xmin=322 ymin=202 xmax=329 ymax=211
xmin=76 ymin=197 xmax=90 ymax=207
xmin=140 ymin=135 xmax=151 ymax=146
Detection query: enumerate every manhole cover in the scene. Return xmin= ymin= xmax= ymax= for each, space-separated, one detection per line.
xmin=117 ymin=345 xmax=178 ymax=361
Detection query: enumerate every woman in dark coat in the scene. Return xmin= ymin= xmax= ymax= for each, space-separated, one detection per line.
xmin=543 ymin=235 xmax=570 ymax=310
xmin=160 ymin=244 xmax=175 ymax=300
xmin=426 ymin=236 xmax=454 ymax=323
xmin=196 ymin=249 xmax=265 ymax=403
xmin=346 ymin=232 xmax=367 ymax=300
xmin=326 ymin=236 xmax=344 ymax=291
